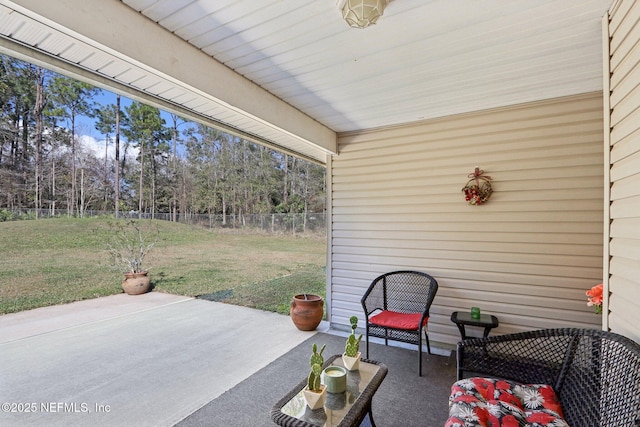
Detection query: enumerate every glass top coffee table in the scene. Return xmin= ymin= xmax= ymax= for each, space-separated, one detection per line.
xmin=271 ymin=354 xmax=388 ymax=427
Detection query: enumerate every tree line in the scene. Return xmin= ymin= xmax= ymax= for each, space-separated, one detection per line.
xmin=0 ymin=55 xmax=326 ymax=221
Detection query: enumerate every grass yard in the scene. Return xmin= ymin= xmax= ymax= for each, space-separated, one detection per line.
xmin=0 ymin=217 xmax=326 ymax=316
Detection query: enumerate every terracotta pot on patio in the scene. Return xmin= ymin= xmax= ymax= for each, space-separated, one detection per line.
xmin=122 ymin=271 xmax=151 ymax=295
xmin=290 ymin=294 xmax=324 ymax=331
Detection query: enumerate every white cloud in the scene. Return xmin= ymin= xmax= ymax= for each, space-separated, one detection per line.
xmin=79 ymin=134 xmax=138 ymax=161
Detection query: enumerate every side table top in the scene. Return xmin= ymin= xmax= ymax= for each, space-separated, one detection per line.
xmin=451 ymin=311 xmax=499 ymax=328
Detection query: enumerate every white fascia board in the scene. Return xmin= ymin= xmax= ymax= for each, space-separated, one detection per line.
xmin=6 ymin=0 xmax=336 ymax=155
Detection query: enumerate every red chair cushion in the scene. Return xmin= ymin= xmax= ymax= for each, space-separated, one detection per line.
xmin=446 ymin=377 xmax=568 ymax=427
xmin=369 ymin=310 xmax=427 ymax=330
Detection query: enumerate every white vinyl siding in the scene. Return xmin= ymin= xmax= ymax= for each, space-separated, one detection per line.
xmin=330 ymin=93 xmax=604 ymax=346
xmin=605 ymin=0 xmax=640 ymax=343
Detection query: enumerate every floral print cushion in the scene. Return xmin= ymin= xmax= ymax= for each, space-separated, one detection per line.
xmin=445 ymin=377 xmax=568 ymax=427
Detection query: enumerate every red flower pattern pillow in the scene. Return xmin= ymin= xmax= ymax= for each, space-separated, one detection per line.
xmin=446 ymin=377 xmax=568 ymax=427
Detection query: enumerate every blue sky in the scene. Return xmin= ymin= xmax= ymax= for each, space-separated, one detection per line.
xmin=79 ymin=89 xmax=188 ymax=160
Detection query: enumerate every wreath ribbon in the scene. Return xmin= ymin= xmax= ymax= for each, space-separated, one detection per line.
xmin=467 ymin=167 xmax=492 ymax=181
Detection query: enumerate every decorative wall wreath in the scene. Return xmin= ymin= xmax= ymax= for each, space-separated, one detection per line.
xmin=462 ymin=167 xmax=493 ymax=205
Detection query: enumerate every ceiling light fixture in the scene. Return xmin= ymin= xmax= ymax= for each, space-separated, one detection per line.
xmin=337 ymin=0 xmax=391 ymax=29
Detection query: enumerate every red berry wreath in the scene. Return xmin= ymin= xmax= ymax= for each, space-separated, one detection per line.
xmin=461 ymin=167 xmax=493 ymax=205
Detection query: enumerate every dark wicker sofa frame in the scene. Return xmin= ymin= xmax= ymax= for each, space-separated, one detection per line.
xmin=456 ymin=328 xmax=640 ymax=427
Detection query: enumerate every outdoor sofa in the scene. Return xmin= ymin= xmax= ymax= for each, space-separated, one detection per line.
xmin=446 ymin=328 xmax=640 ymax=426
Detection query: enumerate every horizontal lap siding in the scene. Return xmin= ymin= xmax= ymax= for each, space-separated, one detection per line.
xmin=607 ymin=0 xmax=640 ymax=343
xmin=331 ymin=94 xmax=603 ymax=346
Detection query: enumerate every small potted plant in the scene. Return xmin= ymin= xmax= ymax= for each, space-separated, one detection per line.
xmin=102 ymin=219 xmax=159 ymax=295
xmin=303 ymin=343 xmax=327 ymax=410
xmin=342 ymin=315 xmax=363 ymax=371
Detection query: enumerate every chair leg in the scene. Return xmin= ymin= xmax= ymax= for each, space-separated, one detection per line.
xmin=365 ymin=325 xmax=369 ymax=359
xmin=419 ymin=329 xmax=423 ymax=376
xmin=425 ymin=328 xmax=431 ymax=354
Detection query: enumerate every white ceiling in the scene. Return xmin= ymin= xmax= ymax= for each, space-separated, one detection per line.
xmin=0 ymin=0 xmax=612 ymax=163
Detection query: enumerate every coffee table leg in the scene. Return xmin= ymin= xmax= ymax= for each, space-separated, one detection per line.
xmin=356 ymin=402 xmax=377 ymax=427
xmin=368 ymin=407 xmax=377 ymax=427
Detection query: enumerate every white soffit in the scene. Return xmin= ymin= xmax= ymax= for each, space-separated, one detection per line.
xmin=0 ymin=0 xmax=612 ymax=160
xmin=0 ymin=0 xmax=335 ymax=164
xmin=125 ymin=0 xmax=610 ymax=133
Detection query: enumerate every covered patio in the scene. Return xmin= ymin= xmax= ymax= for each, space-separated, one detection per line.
xmin=1 ymin=0 xmax=640 ymax=424
xmin=1 ymin=0 xmax=636 ymax=345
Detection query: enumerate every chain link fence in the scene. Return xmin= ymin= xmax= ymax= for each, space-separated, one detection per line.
xmin=0 ymin=208 xmax=326 ymax=236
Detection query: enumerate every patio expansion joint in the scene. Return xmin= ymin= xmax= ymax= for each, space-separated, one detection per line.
xmin=0 ymin=294 xmax=194 ymax=345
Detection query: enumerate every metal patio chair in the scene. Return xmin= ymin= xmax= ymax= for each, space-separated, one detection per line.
xmin=361 ymin=270 xmax=438 ymax=376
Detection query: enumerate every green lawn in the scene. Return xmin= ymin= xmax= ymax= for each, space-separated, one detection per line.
xmin=0 ymin=217 xmax=326 ymax=315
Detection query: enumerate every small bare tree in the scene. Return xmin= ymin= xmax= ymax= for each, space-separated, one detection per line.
xmin=103 ymin=219 xmax=159 ymax=273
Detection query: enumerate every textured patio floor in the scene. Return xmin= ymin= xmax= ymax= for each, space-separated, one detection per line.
xmin=0 ymin=293 xmax=321 ymax=426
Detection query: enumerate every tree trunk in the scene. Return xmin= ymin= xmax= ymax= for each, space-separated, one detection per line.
xmin=283 ymin=154 xmax=289 ymax=206
xmin=33 ymin=67 xmax=46 ymax=219
xmin=172 ymin=114 xmax=178 ymax=222
xmin=80 ymin=167 xmax=84 ymax=217
xmin=104 ymin=134 xmax=109 ymax=208
xmin=151 ymin=146 xmax=156 ymax=219
xmin=222 ymin=194 xmax=227 ymax=226
xmin=71 ymin=113 xmax=76 ymax=217
xmin=51 ymin=159 xmax=56 ymax=216
xmin=115 ymin=95 xmax=121 ymax=219
xmin=138 ymin=138 xmax=144 ymax=218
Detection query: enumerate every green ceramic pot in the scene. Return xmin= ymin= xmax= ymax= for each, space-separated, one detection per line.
xmin=323 ymin=366 xmax=347 ymax=393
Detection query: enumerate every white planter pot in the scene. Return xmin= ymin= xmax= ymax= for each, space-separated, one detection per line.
xmin=303 ymin=385 xmax=326 ymax=410
xmin=342 ymin=351 xmax=361 ymax=371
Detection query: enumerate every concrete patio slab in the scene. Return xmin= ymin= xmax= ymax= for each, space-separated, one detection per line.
xmin=0 ymin=293 xmax=192 ymax=343
xmin=0 ymin=292 xmax=319 ymax=426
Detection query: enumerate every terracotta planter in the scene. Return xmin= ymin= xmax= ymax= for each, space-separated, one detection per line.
xmin=122 ymin=271 xmax=151 ymax=295
xmin=290 ymin=294 xmax=324 ymax=331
